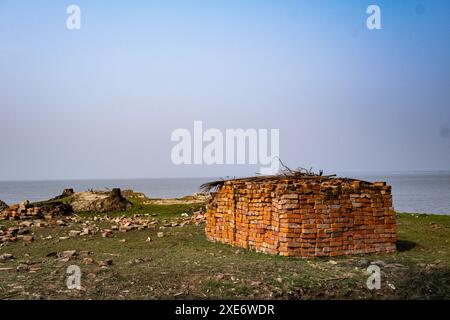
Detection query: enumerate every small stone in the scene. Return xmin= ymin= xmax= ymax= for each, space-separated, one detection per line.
xmin=29 ymin=266 xmax=40 ymax=273
xmin=157 ymin=232 xmax=164 ymax=238
xmin=0 ymin=253 xmax=14 ymax=262
xmin=22 ymin=235 xmax=34 ymax=243
xmin=145 ymin=237 xmax=152 ymax=242
xmin=356 ymin=259 xmax=369 ymax=267
xmin=80 ymin=230 xmax=89 ymax=236
xmin=79 ymin=250 xmax=91 ymax=257
xmin=16 ymin=264 xmax=30 ymax=272
xmin=101 ymin=229 xmax=113 ymax=238
xmin=370 ymin=260 xmax=387 ymax=267
xmin=119 ymin=225 xmax=133 ymax=233
xmin=60 ymin=250 xmax=77 ymax=258
xmin=19 ymin=221 xmax=33 ymax=228
xmin=69 ymin=230 xmax=81 ymax=237
xmin=17 ymin=228 xmax=31 ymax=236
xmin=99 ymin=259 xmax=113 ymax=267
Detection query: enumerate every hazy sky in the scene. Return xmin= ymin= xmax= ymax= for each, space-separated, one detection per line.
xmin=1 ymin=0 xmax=449 ymax=180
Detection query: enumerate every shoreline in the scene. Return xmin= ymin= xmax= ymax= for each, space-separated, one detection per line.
xmin=2 ymin=172 xmax=450 ymax=214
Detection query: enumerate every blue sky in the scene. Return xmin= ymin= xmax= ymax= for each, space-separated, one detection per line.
xmin=0 ymin=0 xmax=449 ymax=180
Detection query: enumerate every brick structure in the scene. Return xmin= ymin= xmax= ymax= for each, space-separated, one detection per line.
xmin=205 ymin=177 xmax=397 ymax=258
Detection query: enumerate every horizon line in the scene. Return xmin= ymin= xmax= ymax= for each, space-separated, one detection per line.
xmin=1 ymin=170 xmax=450 ymax=183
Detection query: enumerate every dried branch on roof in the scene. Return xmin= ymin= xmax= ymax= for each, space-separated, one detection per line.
xmin=199 ymin=160 xmax=339 ymax=193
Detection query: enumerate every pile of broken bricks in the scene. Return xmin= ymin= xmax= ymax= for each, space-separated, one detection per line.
xmin=0 ymin=225 xmax=35 ymax=245
xmin=0 ymin=200 xmax=73 ymax=221
xmin=1 ymin=211 xmax=206 ymax=245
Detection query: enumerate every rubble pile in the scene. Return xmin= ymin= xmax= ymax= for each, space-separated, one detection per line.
xmin=0 ymin=201 xmax=73 ymax=221
xmin=0 ymin=184 xmax=206 ymax=246
xmin=63 ymin=212 xmax=206 ymax=238
xmin=0 ymin=223 xmax=36 ymax=245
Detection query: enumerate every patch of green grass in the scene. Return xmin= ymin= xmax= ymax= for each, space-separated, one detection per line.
xmin=139 ymin=203 xmax=204 ymax=218
xmin=1 ymin=212 xmax=450 ymax=300
xmin=77 ymin=200 xmax=205 ymax=220
xmin=393 ymin=213 xmax=450 ymax=264
xmin=30 ymin=196 xmax=73 ymax=206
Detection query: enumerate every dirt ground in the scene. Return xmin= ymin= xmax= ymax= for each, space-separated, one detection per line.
xmin=1 ymin=199 xmax=449 ymax=300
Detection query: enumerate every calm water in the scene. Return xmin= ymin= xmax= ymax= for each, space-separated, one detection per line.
xmin=350 ymin=173 xmax=450 ymax=215
xmin=0 ymin=173 xmax=449 ymax=215
xmin=0 ymin=178 xmax=209 ymax=205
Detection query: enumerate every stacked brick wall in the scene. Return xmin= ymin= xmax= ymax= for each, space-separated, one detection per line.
xmin=205 ymin=178 xmax=396 ymax=258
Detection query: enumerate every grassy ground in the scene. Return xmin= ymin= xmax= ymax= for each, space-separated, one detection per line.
xmin=1 ymin=201 xmax=449 ymax=300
